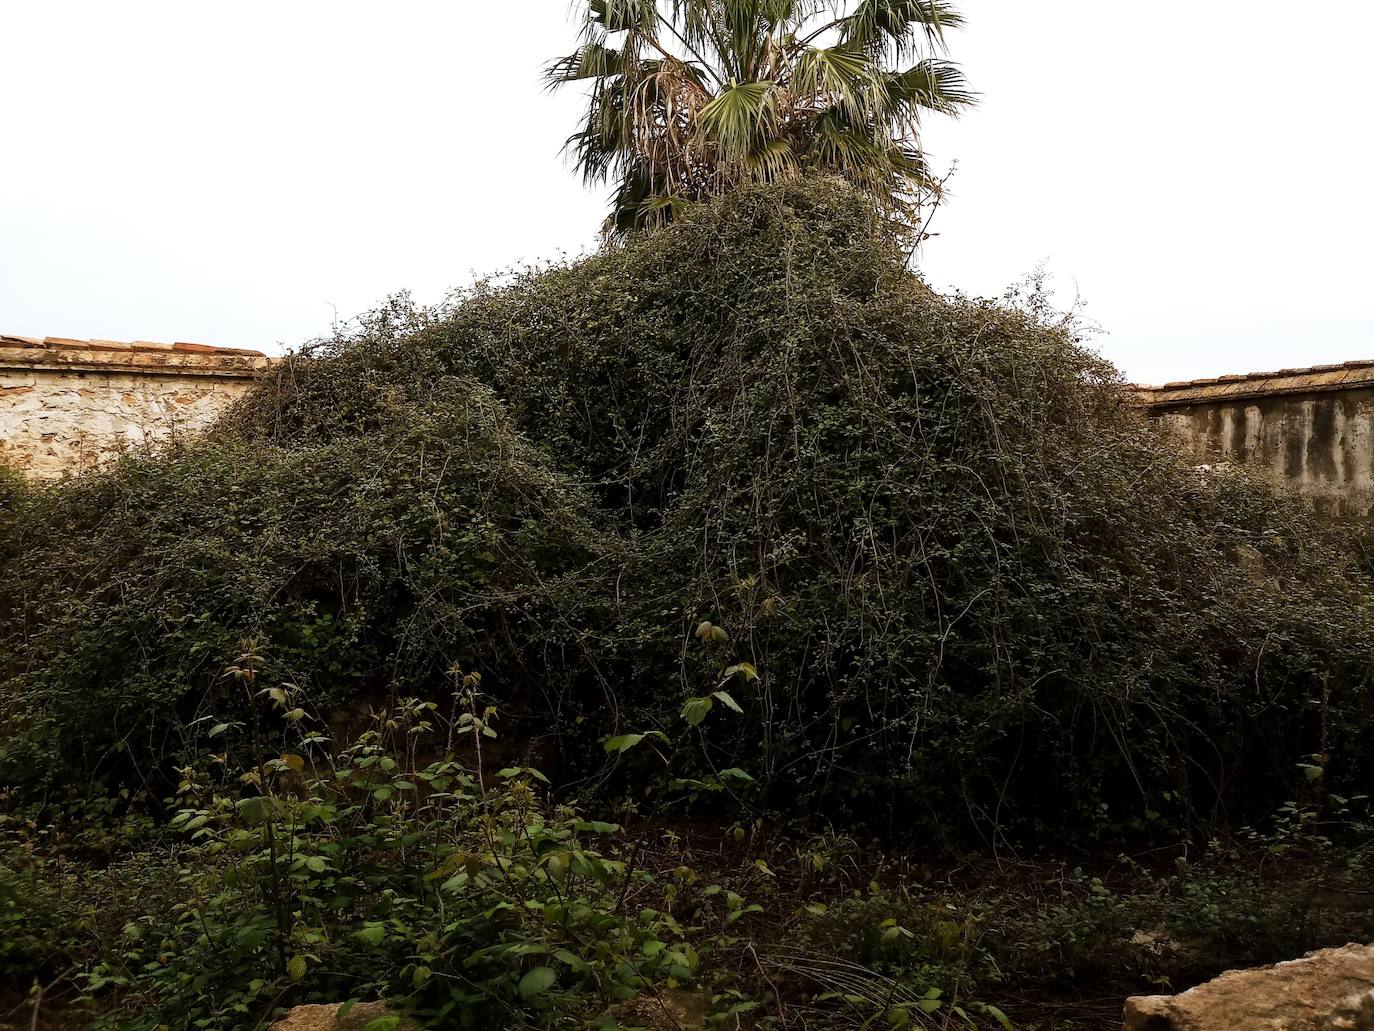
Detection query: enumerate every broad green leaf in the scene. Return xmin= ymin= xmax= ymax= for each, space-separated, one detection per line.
xmin=575 ymin=819 xmax=621 ymax=834
xmin=681 ymin=696 xmax=713 ymax=726
xmin=355 ymin=923 xmax=386 ymax=946
xmin=235 ymin=797 xmax=267 ymax=826
xmin=984 ymin=1004 xmax=1014 ymax=1030
xmin=518 ymin=965 xmax=557 ymax=999
xmin=553 ymin=948 xmax=588 ymax=971
xmin=713 ymin=689 xmax=743 ymax=713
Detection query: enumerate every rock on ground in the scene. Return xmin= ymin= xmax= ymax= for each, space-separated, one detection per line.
xmin=606 ymin=989 xmax=711 ymax=1031
xmin=1123 ymin=943 xmax=1374 ymax=1030
xmin=270 ymin=1001 xmax=414 ymax=1030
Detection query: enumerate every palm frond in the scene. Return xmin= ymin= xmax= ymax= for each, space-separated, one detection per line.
xmin=884 ymin=58 xmax=976 ymax=117
xmin=696 ymin=80 xmax=778 ymax=160
xmin=545 ymin=42 xmax=627 ymax=86
xmin=841 ymin=0 xmax=964 ymax=58
xmin=812 ymin=113 xmax=887 ymax=170
xmin=760 ymin=0 xmax=811 ymax=30
xmin=792 ymin=44 xmax=884 ymax=119
xmin=674 ymin=0 xmax=731 ymax=67
xmin=588 ymin=0 xmax=658 ymax=34
xmin=556 ymin=0 xmax=970 ymax=239
xmin=744 ymin=137 xmax=798 ymax=180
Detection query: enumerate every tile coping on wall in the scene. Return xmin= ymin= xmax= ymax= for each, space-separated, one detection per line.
xmin=1131 ymin=359 xmax=1374 ymax=408
xmin=0 ymin=334 xmax=273 ymax=378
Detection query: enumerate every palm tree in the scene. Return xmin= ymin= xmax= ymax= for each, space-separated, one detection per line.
xmin=548 ymin=0 xmax=975 ymax=241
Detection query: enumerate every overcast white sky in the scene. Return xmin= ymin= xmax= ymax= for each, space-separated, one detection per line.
xmin=2 ymin=1 xmax=1370 ymax=385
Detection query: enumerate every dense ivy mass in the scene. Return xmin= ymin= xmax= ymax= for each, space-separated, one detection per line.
xmin=3 ymin=180 xmax=1371 ymax=839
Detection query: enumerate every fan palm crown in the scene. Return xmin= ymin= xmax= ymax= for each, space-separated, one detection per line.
xmin=548 ymin=0 xmax=974 ymax=240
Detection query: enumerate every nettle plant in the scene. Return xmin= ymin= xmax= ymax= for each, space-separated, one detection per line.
xmin=72 ymin=636 xmax=1014 ymax=1030
xmin=83 ymin=644 xmax=767 ymax=1030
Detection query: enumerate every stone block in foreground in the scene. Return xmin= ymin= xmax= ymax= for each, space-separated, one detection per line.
xmin=1124 ymin=943 xmax=1374 ymax=1029
xmin=270 ymin=1001 xmax=414 ymax=1030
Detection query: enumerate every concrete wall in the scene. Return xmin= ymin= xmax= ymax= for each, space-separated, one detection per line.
xmin=0 ymin=335 xmax=270 ymax=478
xmin=1136 ymin=361 xmax=1374 ymax=519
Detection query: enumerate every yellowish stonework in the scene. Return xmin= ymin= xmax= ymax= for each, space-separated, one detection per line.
xmin=0 ymin=335 xmax=271 ymax=478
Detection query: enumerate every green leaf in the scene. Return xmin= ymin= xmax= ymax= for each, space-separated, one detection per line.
xmin=355 ymin=923 xmax=386 ymax=946
xmin=518 ymin=965 xmax=557 ymax=999
xmin=681 ymin=696 xmax=713 ymax=726
xmin=235 ymin=797 xmax=267 ymax=826
xmin=713 ymin=689 xmax=743 ymax=714
xmin=984 ymin=1004 xmax=1014 ymax=1030
xmin=553 ymin=948 xmax=588 ymax=971
xmin=574 ymin=819 xmax=621 ymax=834
xmin=605 ymin=734 xmax=645 ymax=753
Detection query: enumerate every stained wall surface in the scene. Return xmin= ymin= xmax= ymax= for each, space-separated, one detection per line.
xmin=1135 ymin=360 xmax=1374 ymax=518
xmin=0 ymin=335 xmax=270 ymax=478
xmin=6 ymin=332 xmax=1372 ymax=521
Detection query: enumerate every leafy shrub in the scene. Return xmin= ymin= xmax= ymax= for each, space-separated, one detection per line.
xmin=79 ymin=677 xmax=730 ymax=1030
xmin=4 ymin=178 xmax=1373 ymax=843
xmin=0 ymin=380 xmax=601 ymax=789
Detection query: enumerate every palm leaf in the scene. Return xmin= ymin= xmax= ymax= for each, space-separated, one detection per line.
xmin=792 ymin=44 xmax=884 ymax=118
xmin=545 ymin=43 xmax=627 ymax=85
xmin=744 ymin=137 xmax=797 ymax=180
xmin=696 ymin=80 xmax=778 ymax=159
xmin=556 ymin=0 xmax=971 ymax=240
xmin=842 ymin=0 xmax=964 ymax=57
xmin=588 ymin=0 xmax=657 ymax=33
xmin=884 ymin=59 xmax=975 ymax=116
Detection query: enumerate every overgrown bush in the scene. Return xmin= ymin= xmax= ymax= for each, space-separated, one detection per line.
xmin=3 ymin=179 xmax=1372 ymax=844
xmin=0 ymin=381 xmax=602 ymax=790
xmin=72 ymin=659 xmax=1008 ymax=1030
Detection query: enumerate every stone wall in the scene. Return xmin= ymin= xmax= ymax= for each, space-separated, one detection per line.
xmin=6 ymin=330 xmax=1373 ymax=522
xmin=1134 ymin=360 xmax=1374 ymax=519
xmin=0 ymin=335 xmax=271 ymax=478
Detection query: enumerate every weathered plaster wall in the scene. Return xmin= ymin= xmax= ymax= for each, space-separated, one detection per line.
xmin=1135 ymin=360 xmax=1374 ymax=518
xmin=0 ymin=336 xmax=270 ymax=478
